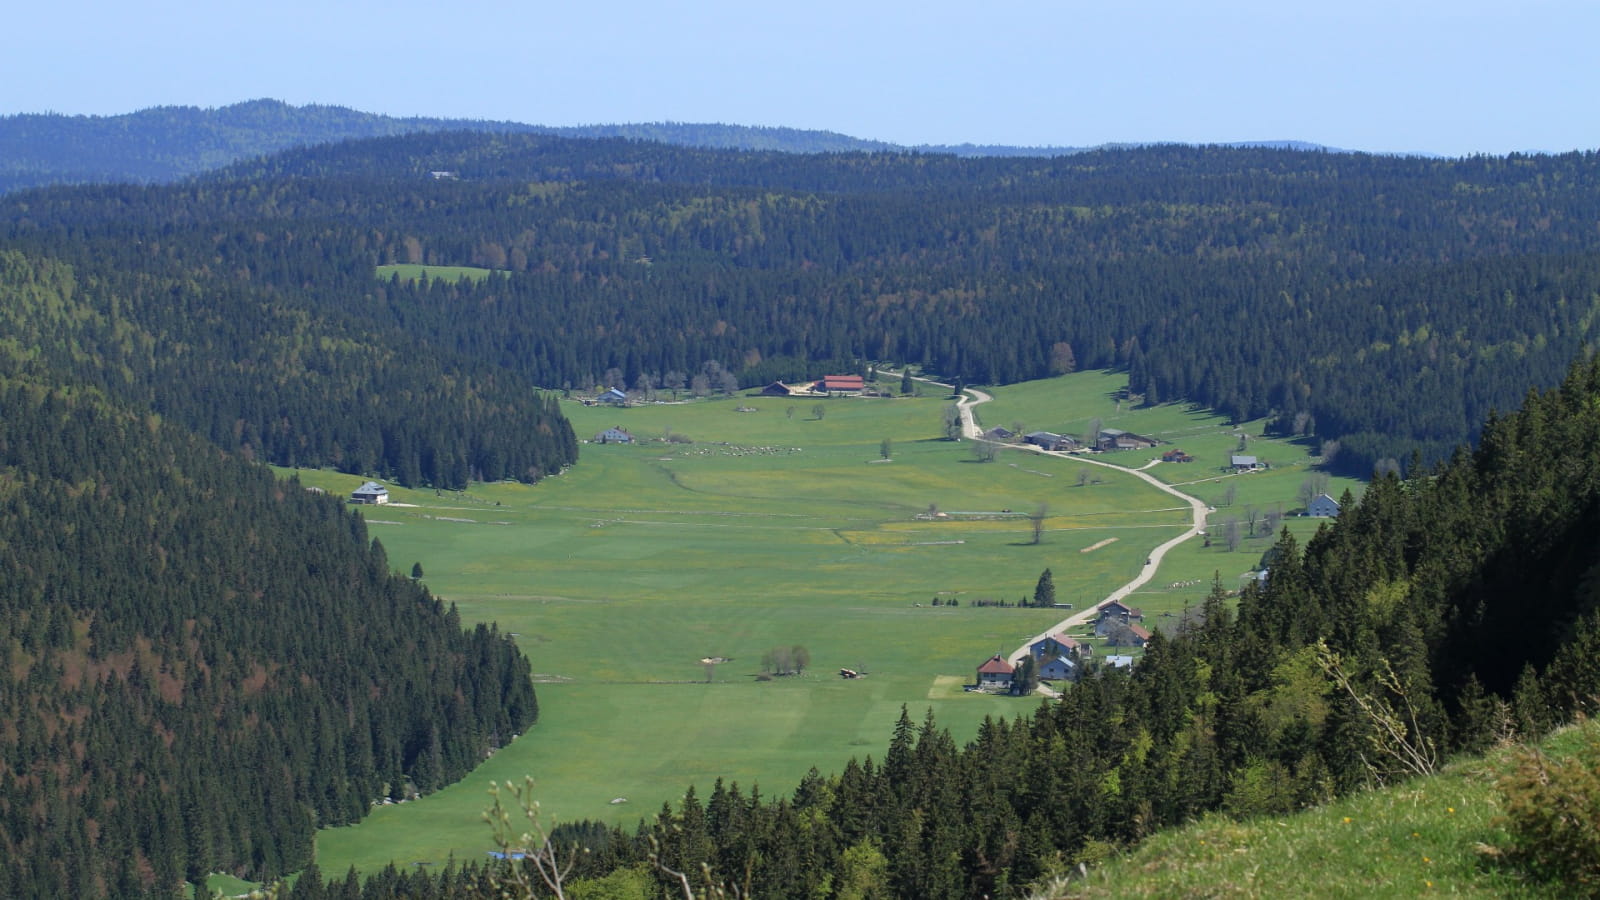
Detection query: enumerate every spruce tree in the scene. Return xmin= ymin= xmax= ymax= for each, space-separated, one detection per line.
xmin=1032 ymin=568 xmax=1056 ymax=608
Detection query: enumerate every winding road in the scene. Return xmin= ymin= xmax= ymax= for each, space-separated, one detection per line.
xmin=946 ymin=383 xmax=1211 ymax=666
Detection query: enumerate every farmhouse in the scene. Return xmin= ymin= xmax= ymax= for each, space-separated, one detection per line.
xmin=1308 ymin=492 xmax=1342 ymax=517
xmin=976 ymin=654 xmax=1014 ymax=690
xmin=815 ymin=375 xmax=866 ymax=395
xmin=1231 ymin=454 xmax=1265 ymax=472
xmin=982 ymin=426 xmax=1016 ymax=441
xmin=760 ymin=381 xmax=800 ymax=397
xmin=1161 ymin=448 xmax=1194 ymax=463
xmin=597 ymin=387 xmax=629 ymax=406
xmin=1117 ymin=624 xmax=1154 ymax=648
xmin=1029 ymin=632 xmax=1091 ymax=661
xmin=1094 ymin=600 xmax=1144 ymax=635
xmin=593 ymin=426 xmax=634 ymax=444
xmin=1024 ymin=431 xmax=1076 ymax=451
xmin=350 ymin=481 xmax=389 ymax=505
xmin=1038 ymin=655 xmax=1077 ymax=681
xmin=1096 ymin=428 xmax=1158 ymax=451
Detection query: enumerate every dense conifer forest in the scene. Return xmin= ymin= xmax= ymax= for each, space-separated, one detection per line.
xmin=6 ymin=134 xmax=1598 ymax=475
xmin=0 ymin=371 xmax=538 ymax=897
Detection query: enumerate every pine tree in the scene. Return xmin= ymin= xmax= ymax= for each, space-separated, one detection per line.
xmin=1032 ymin=569 xmax=1056 ymax=608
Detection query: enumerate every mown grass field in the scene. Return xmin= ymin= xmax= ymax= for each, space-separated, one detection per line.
xmin=292 ymin=371 xmax=1356 ymax=874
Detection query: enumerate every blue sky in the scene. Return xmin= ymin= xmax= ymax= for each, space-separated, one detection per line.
xmin=6 ymin=0 xmax=1596 ymax=155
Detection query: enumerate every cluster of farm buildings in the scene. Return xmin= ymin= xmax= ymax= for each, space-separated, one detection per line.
xmin=974 ymin=599 xmax=1152 ymax=693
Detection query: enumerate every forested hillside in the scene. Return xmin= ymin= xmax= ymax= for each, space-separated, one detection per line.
xmin=0 ymin=246 xmax=576 ymax=489
xmin=6 ymin=134 xmax=1598 ymax=474
xmin=0 ymin=369 xmax=538 ymax=897
xmin=289 ymin=357 xmax=1600 ymax=898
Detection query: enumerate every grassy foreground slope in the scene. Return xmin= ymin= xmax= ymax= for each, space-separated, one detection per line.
xmin=1045 ymin=723 xmax=1600 ymax=899
xmin=294 ymin=372 xmax=1352 ymax=874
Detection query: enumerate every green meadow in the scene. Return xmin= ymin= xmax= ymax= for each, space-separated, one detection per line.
xmin=292 ymin=371 xmax=1357 ymax=874
xmin=375 ymin=263 xmax=495 ymax=283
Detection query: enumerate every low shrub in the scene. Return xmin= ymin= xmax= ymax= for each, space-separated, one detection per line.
xmin=1495 ymin=722 xmax=1600 ymax=888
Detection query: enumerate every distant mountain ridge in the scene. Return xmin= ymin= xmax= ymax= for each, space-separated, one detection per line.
xmin=0 ymin=98 xmax=1375 ymax=193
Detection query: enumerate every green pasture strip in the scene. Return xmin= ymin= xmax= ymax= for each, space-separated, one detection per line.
xmin=286 ymin=374 xmax=1345 ymax=874
xmin=375 ymin=263 xmax=495 ymax=283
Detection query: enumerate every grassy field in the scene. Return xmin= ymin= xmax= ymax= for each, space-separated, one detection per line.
xmin=291 ymin=371 xmax=1354 ymax=874
xmin=375 ymin=263 xmax=495 ymax=283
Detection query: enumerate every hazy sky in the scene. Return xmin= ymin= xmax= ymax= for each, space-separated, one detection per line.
xmin=6 ymin=0 xmax=1596 ymax=155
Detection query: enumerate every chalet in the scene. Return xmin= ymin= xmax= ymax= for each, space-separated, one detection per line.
xmin=1123 ymin=624 xmax=1154 ymax=648
xmin=1038 ymin=655 xmax=1077 ymax=681
xmin=1161 ymin=448 xmax=1194 ymax=463
xmin=1096 ymin=599 xmax=1144 ymax=624
xmin=1094 ymin=600 xmax=1145 ymax=638
xmin=1024 ymin=431 xmax=1075 ymax=452
xmin=1029 ymin=632 xmax=1091 ymax=661
xmin=593 ymin=426 xmax=634 ymax=444
xmin=1231 ymin=455 xmax=1265 ymax=472
xmin=597 ymin=387 xmax=629 ymax=406
xmin=976 ymin=654 xmax=1014 ymax=689
xmin=760 ymin=381 xmax=799 ymax=397
xmin=350 ymin=481 xmax=389 ymax=505
xmin=1096 ymin=428 xmax=1158 ymax=451
xmin=815 ymin=375 xmax=866 ymax=395
xmin=1307 ymin=492 xmax=1342 ymax=518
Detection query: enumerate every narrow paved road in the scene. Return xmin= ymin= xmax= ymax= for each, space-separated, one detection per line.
xmin=944 ymin=380 xmax=1210 ymax=665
